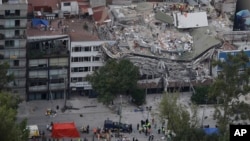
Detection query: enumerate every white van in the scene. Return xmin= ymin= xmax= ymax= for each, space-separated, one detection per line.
xmin=27 ymin=125 xmax=40 ymax=139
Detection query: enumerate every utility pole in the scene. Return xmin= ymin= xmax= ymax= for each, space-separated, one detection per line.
xmin=118 ymin=95 xmax=122 ymax=138
xmin=201 ymin=95 xmax=208 ymax=127
xmin=63 ymin=68 xmax=67 ymax=109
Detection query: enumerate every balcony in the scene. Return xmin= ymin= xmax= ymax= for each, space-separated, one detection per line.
xmin=29 ymin=64 xmax=48 ymax=70
xmin=29 ymin=78 xmax=48 ymax=82
xmin=49 ymin=83 xmax=65 ymax=90
xmin=5 ymin=34 xmax=26 ymax=39
xmin=29 ymin=85 xmax=47 ymax=92
xmin=13 ymin=72 xmax=26 ymax=78
xmin=28 ymin=47 xmax=69 ymax=59
xmin=0 ymin=14 xmax=27 ymax=19
xmin=0 ymin=25 xmax=26 ymax=29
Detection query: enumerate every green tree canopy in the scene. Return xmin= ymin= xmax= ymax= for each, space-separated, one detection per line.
xmin=86 ymin=59 xmax=140 ymax=104
xmin=210 ymin=51 xmax=250 ymax=141
xmin=159 ymin=93 xmax=219 ymax=141
xmin=0 ymin=62 xmax=14 ymax=91
xmin=0 ymin=92 xmax=28 ymax=141
xmin=191 ymin=86 xmax=218 ymax=105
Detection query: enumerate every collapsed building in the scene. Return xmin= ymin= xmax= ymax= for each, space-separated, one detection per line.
xmin=97 ymin=1 xmax=230 ymax=93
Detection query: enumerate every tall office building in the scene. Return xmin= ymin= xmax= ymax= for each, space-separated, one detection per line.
xmin=0 ymin=0 xmax=28 ymax=98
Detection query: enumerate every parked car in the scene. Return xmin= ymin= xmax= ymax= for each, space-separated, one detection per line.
xmin=104 ymin=120 xmax=132 ymax=133
xmin=26 ymin=125 xmax=40 ymax=139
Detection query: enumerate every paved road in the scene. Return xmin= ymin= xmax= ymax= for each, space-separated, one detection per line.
xmin=17 ymin=92 xmax=217 ymax=141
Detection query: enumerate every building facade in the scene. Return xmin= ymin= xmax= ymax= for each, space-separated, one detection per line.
xmin=26 ymin=35 xmax=70 ymax=101
xmin=60 ymin=0 xmax=79 ymax=16
xmin=0 ymin=0 xmax=28 ymax=98
xmin=70 ymin=41 xmax=112 ymax=97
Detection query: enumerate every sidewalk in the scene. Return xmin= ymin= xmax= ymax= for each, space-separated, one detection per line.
xmin=19 ymin=92 xmax=218 ymax=141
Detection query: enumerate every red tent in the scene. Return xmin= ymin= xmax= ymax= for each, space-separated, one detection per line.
xmin=51 ymin=122 xmax=80 ymax=138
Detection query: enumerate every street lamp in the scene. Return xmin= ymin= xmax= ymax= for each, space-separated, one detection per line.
xmin=201 ymin=95 xmax=208 ymax=127
xmin=118 ymin=95 xmax=122 ymax=138
xmin=63 ymin=67 xmax=67 ymax=109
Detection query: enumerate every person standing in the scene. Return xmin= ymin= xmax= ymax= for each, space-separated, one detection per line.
xmin=148 ymin=135 xmax=151 ymax=141
xmin=198 ymin=2 xmax=201 ymax=11
xmin=151 ymin=134 xmax=154 ymax=141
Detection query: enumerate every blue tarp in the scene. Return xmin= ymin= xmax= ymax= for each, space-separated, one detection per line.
xmin=203 ymin=128 xmax=219 ymax=135
xmin=32 ymin=18 xmax=49 ymax=27
xmin=217 ymin=50 xmax=250 ymax=71
xmin=236 ymin=10 xmax=250 ymax=18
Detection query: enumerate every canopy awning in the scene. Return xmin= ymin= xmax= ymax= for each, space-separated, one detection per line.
xmin=51 ymin=122 xmax=80 ymax=138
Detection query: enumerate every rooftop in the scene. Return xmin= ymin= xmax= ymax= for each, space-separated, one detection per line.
xmin=92 ymin=6 xmax=110 ymax=24
xmin=27 ymin=18 xmax=99 ymax=41
xmin=0 ymin=0 xmax=27 ymax=4
xmin=27 ymin=0 xmax=60 ymax=11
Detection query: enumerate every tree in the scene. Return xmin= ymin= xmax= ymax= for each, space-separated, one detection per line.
xmin=191 ymin=86 xmax=218 ymax=104
xmin=86 ymin=59 xmax=140 ymax=104
xmin=130 ymin=88 xmax=145 ymax=106
xmin=159 ymin=92 xmax=219 ymax=141
xmin=0 ymin=92 xmax=29 ymax=141
xmin=209 ymin=51 xmax=250 ymax=141
xmin=0 ymin=62 xmax=14 ymax=91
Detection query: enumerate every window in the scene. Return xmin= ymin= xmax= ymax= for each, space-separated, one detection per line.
xmin=5 ymin=40 xmax=14 ymax=47
xmin=15 ymin=20 xmax=20 ymax=26
xmin=71 ymin=57 xmax=78 ymax=62
xmin=50 ymin=78 xmax=64 ymax=83
xmin=79 ymin=57 xmax=83 ymax=62
xmin=30 ymin=81 xmax=47 ymax=86
xmin=71 ymin=57 xmax=91 ymax=62
xmin=73 ymin=47 xmax=81 ymax=52
xmin=15 ymin=10 xmax=20 ymax=16
xmin=71 ymin=77 xmax=77 ymax=82
xmin=148 ymin=75 xmax=153 ymax=79
xmin=84 ymin=47 xmax=91 ymax=52
xmin=71 ymin=68 xmax=78 ymax=72
xmin=38 ymin=64 xmax=47 ymax=68
xmin=83 ymin=67 xmax=90 ymax=72
xmin=93 ymin=46 xmax=100 ymax=51
xmin=63 ymin=2 xmax=71 ymax=6
xmin=15 ymin=30 xmax=20 ymax=36
xmin=83 ymin=57 xmax=91 ymax=62
xmin=93 ymin=57 xmax=100 ymax=61
xmin=13 ymin=60 xmax=19 ymax=66
xmin=5 ymin=10 xmax=10 ymax=16
xmin=71 ymin=67 xmax=90 ymax=72
xmin=79 ymin=67 xmax=84 ymax=72
xmin=71 ymin=77 xmax=84 ymax=82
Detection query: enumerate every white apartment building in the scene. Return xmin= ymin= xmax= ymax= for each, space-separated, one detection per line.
xmin=61 ymin=0 xmax=79 ymax=15
xmin=70 ymin=41 xmax=114 ymax=96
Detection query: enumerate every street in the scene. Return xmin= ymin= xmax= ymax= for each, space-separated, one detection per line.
xmin=17 ymin=92 xmax=217 ymax=141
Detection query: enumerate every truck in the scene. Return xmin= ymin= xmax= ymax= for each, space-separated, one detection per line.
xmin=104 ymin=120 xmax=132 ymax=133
xmin=27 ymin=125 xmax=40 ymax=139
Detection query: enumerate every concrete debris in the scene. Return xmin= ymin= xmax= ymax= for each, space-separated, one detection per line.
xmin=98 ymin=1 xmax=239 ymax=89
